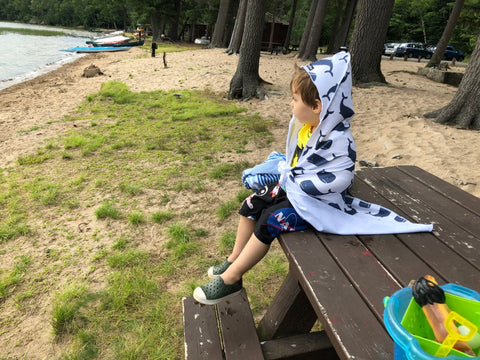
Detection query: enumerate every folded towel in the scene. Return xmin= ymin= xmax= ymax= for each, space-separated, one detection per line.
xmin=242 ymin=152 xmax=286 ymax=190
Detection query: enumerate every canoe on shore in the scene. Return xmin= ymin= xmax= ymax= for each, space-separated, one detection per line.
xmin=92 ymin=40 xmax=144 ymax=47
xmin=60 ymin=46 xmax=132 ymax=53
xmin=86 ymin=35 xmax=131 ymax=45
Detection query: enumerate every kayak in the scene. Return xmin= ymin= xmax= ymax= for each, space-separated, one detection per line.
xmin=91 ymin=30 xmax=124 ymax=39
xmin=60 ymin=46 xmax=132 ymax=53
xmin=92 ymin=40 xmax=144 ymax=47
xmin=86 ymin=35 xmax=131 ymax=45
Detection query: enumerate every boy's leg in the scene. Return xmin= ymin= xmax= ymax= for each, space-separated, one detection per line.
xmin=193 ymin=233 xmax=269 ymax=305
xmin=228 ymin=215 xmax=256 ymax=262
xmin=222 ymin=233 xmax=269 ymax=284
xmin=207 ymin=215 xmax=255 ymax=278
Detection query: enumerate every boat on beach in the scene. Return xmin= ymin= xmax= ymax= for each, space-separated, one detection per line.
xmin=90 ymin=30 xmax=124 ymax=39
xmin=86 ymin=35 xmax=131 ymax=45
xmin=60 ymin=46 xmax=131 ymax=53
xmin=92 ymin=40 xmax=144 ymax=47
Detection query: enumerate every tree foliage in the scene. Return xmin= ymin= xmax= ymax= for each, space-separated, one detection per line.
xmin=0 ymin=0 xmax=478 ymax=55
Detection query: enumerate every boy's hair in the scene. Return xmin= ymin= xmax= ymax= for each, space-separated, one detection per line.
xmin=290 ymin=65 xmax=320 ymax=108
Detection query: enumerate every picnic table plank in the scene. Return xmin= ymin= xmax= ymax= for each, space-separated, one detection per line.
xmin=316 ymin=232 xmax=401 ymax=319
xmin=216 ymin=289 xmax=264 ymax=360
xmin=279 ymin=230 xmax=394 ymax=360
xmin=182 ymin=297 xmax=223 ymax=360
xmin=398 ymin=165 xmax=480 ymax=216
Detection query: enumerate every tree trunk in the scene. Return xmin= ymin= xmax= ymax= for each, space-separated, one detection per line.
xmin=228 ymin=0 xmax=267 ymax=100
xmin=167 ymin=0 xmax=181 ymax=41
xmin=283 ymin=0 xmax=298 ymax=51
xmin=297 ymin=0 xmax=318 ymax=58
xmin=326 ymin=3 xmax=343 ymax=54
xmin=209 ymin=0 xmax=230 ymax=48
xmin=150 ymin=10 xmax=161 ymax=42
xmin=350 ymin=0 xmax=394 ymax=85
xmin=332 ymin=0 xmax=357 ymax=52
xmin=425 ymin=36 xmax=480 ymax=128
xmin=168 ymin=0 xmax=182 ymax=41
xmin=301 ymin=0 xmax=329 ymax=61
xmin=426 ymin=0 xmax=465 ymax=68
xmin=227 ymin=0 xmax=247 ymax=55
xmin=268 ymin=13 xmax=276 ymax=51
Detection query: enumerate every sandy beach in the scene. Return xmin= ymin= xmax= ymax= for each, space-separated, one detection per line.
xmin=0 ymin=45 xmax=478 ymax=358
xmin=1 ymin=46 xmax=478 ymax=196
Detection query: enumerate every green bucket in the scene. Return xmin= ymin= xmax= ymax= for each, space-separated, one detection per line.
xmin=401 ymin=291 xmax=480 ymax=357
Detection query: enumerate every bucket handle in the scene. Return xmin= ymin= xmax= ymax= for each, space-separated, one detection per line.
xmin=434 ymin=311 xmax=478 ymax=357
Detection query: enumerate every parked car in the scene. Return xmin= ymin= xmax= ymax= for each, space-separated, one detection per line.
xmin=384 ymin=42 xmax=400 ymax=56
xmin=430 ymin=45 xmax=465 ymax=61
xmin=394 ymin=42 xmax=433 ymax=59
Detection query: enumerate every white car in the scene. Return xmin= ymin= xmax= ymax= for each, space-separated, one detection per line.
xmin=194 ymin=36 xmax=210 ymax=45
xmin=384 ymin=43 xmax=400 ymax=56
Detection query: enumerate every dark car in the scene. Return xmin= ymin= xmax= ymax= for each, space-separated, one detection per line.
xmin=395 ymin=42 xmax=433 ymax=59
xmin=431 ymin=45 xmax=465 ymax=61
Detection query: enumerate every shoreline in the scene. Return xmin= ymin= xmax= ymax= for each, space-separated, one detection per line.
xmin=0 ymin=46 xmax=478 ymax=198
xmin=0 ymin=52 xmax=87 ymax=91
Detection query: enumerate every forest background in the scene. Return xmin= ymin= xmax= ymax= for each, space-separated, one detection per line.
xmin=0 ymin=0 xmax=479 ymax=55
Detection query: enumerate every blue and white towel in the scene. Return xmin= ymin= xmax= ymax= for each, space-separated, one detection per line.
xmin=277 ymin=52 xmax=433 ymax=235
xmin=242 ymin=151 xmax=286 ymax=190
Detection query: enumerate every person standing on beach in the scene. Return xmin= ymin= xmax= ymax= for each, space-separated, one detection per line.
xmin=193 ymin=51 xmax=433 ymax=305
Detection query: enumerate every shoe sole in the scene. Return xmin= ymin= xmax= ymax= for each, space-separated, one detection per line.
xmin=193 ymin=288 xmax=243 ymax=305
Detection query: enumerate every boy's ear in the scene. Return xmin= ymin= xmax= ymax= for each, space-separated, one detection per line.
xmin=313 ymin=99 xmax=322 ymax=114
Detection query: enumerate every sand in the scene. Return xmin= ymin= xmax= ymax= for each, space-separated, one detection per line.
xmin=0 ymin=46 xmax=478 ymax=358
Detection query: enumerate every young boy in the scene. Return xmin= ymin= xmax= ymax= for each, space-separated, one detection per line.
xmin=193 ymin=52 xmax=432 ymax=305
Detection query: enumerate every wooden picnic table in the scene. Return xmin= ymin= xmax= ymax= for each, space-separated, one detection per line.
xmin=257 ymin=165 xmax=480 ymax=360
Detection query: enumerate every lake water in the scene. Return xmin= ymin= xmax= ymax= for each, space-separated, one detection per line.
xmin=0 ymin=21 xmax=93 ymax=90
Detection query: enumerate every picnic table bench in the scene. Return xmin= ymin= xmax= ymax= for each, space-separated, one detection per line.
xmin=183 ymin=165 xmax=480 ymax=359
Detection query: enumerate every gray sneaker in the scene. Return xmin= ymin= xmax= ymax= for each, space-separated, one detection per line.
xmin=207 ymin=259 xmax=232 ymax=279
xmin=193 ymin=276 xmax=243 ymax=305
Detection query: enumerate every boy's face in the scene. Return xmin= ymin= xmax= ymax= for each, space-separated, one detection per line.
xmin=290 ymin=90 xmax=321 ymax=129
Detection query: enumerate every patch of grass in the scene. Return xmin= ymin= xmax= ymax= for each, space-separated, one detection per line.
xmin=217 ymin=188 xmax=252 ymax=219
xmin=95 ymin=201 xmax=122 ymax=220
xmin=0 ymin=255 xmax=31 ymax=300
xmin=119 ymin=182 xmax=142 ymax=196
xmin=0 ymin=27 xmax=67 ymax=36
xmin=112 ymin=236 xmax=129 ymax=250
xmin=17 ymin=152 xmax=52 ymax=165
xmin=0 ymin=218 xmax=30 ymax=242
xmin=209 ymin=161 xmax=250 ymax=180
xmin=128 ymin=211 xmax=145 ymax=226
xmin=26 ymin=178 xmax=61 ymax=206
xmin=219 ymin=231 xmax=236 ymax=255
xmin=98 ymin=81 xmax=139 ymax=104
xmin=51 ymin=284 xmax=89 ymax=337
xmin=107 ymin=249 xmax=149 ymax=269
xmin=166 ymin=223 xmax=199 ymax=259
xmin=152 ymin=210 xmax=174 ymax=224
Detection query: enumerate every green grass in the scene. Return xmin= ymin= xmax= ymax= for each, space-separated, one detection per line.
xmin=0 ymin=27 xmax=67 ymax=36
xmin=0 ymin=79 xmax=280 ymax=358
xmin=95 ymin=201 xmax=122 ymax=220
xmin=0 ymin=256 xmax=31 ymax=300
